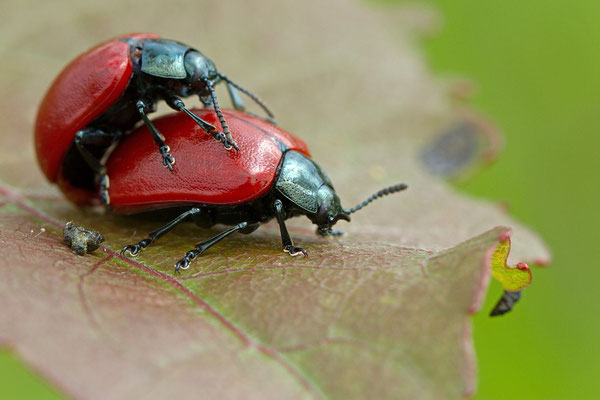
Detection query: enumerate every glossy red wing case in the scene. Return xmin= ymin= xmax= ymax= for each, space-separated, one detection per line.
xmin=34 ymin=33 xmax=159 ymax=181
xmin=107 ymin=109 xmax=310 ymax=214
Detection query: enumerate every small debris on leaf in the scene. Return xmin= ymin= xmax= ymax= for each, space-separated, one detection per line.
xmin=63 ymin=221 xmax=104 ymax=255
xmin=490 ymin=290 xmax=522 ymax=316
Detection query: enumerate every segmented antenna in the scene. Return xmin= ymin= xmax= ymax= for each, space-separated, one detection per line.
xmin=219 ymin=73 xmax=274 ymax=118
xmin=344 ymin=184 xmax=408 ymax=215
xmin=204 ymin=77 xmax=238 ymax=150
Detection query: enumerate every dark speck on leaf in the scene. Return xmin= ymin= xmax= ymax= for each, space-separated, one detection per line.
xmin=63 ymin=221 xmax=105 ymax=255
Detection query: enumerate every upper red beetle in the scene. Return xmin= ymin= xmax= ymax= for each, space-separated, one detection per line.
xmin=35 ymin=33 xmax=273 ymax=205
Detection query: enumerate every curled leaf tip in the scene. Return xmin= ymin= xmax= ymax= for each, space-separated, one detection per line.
xmin=490 ymin=232 xmax=532 ymax=291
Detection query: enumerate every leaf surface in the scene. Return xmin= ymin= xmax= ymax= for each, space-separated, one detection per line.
xmin=0 ymin=0 xmax=550 ymax=399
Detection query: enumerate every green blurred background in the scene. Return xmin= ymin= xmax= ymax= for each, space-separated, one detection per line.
xmin=414 ymin=0 xmax=599 ymax=399
xmin=1 ymin=0 xmax=598 ymax=398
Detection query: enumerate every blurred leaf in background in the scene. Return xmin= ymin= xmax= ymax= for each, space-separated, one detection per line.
xmin=375 ymin=0 xmax=599 ymax=398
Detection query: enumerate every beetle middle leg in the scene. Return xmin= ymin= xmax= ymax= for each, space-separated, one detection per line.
xmin=121 ymin=207 xmax=202 ymax=256
xmin=165 ymin=96 xmax=230 ymax=146
xmin=136 ymin=99 xmax=176 ymax=171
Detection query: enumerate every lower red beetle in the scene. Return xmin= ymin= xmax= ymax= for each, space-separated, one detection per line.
xmin=103 ymin=109 xmax=407 ymax=270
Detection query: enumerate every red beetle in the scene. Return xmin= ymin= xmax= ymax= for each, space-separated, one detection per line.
xmin=104 ymin=109 xmax=407 ymax=270
xmin=35 ymin=33 xmax=272 ymax=205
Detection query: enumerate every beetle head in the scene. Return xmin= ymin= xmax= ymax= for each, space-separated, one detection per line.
xmin=184 ymin=51 xmax=219 ymax=90
xmin=310 ymin=185 xmax=351 ymax=234
xmin=313 ymin=183 xmax=409 ymax=235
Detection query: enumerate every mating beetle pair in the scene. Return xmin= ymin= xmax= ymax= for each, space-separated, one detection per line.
xmin=36 ymin=35 xmax=407 ymax=270
xmin=35 ymin=33 xmax=271 ymax=206
xmin=104 ymin=109 xmax=407 ymax=270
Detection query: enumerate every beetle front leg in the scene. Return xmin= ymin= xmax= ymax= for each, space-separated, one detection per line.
xmin=273 ymin=199 xmax=307 ymax=257
xmin=317 ymin=227 xmax=345 ymax=236
xmin=203 ymin=78 xmax=239 ymax=151
xmin=136 ymin=99 xmax=175 ymax=171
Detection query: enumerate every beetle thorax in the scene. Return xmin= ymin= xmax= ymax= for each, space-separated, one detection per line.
xmin=275 ymin=151 xmax=349 ymax=231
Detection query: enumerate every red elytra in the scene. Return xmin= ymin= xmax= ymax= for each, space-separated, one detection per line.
xmin=106 ymin=109 xmax=310 ymax=214
xmin=35 ymin=33 xmax=159 ymax=184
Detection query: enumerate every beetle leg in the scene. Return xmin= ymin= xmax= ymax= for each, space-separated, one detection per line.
xmin=74 ymin=128 xmax=119 ymax=210
xmin=174 ymin=221 xmax=257 ymax=271
xmin=316 ymin=227 xmax=345 ymax=236
xmin=218 ymin=73 xmax=275 ymax=119
xmin=99 ymin=172 xmax=112 ymax=211
xmin=121 ymin=208 xmax=201 ymax=256
xmin=225 ymin=80 xmax=246 ymax=111
xmin=136 ymin=100 xmax=175 ymax=171
xmin=165 ymin=96 xmax=227 ymax=143
xmin=203 ymin=78 xmax=239 ymax=151
xmin=273 ymin=199 xmax=308 ymax=257
xmin=74 ymin=128 xmax=120 ymax=174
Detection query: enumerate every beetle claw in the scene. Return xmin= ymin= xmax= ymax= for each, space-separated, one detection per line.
xmin=212 ymin=131 xmax=238 ymax=151
xmin=121 ymin=244 xmax=140 ymax=256
xmin=174 ymin=256 xmax=192 ymax=272
xmin=159 ymin=145 xmax=175 ymax=171
xmin=284 ymin=245 xmax=308 ymax=257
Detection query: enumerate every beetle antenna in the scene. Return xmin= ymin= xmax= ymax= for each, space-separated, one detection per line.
xmin=343 ymin=184 xmax=408 ymax=215
xmin=218 ymin=73 xmax=274 ymax=118
xmin=203 ymin=77 xmax=238 ymax=150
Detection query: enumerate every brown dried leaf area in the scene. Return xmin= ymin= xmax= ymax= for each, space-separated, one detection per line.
xmin=0 ymin=0 xmax=549 ymax=399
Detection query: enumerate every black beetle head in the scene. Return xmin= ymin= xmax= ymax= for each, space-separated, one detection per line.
xmin=310 ymin=185 xmax=351 ymax=233
xmin=184 ymin=51 xmax=218 ymax=89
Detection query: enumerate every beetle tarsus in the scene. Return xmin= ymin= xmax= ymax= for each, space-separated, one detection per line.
xmin=121 ymin=244 xmax=140 ymax=256
xmin=317 ymin=227 xmax=345 ymax=236
xmin=174 ymin=254 xmax=194 ymax=271
xmin=224 ymin=137 xmax=239 ymax=151
xmin=159 ymin=145 xmax=175 ymax=171
xmin=99 ymin=173 xmax=112 ymax=210
xmin=284 ymin=245 xmax=308 ymax=257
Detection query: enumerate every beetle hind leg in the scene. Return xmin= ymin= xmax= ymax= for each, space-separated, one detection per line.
xmin=174 ymin=222 xmax=259 ymax=271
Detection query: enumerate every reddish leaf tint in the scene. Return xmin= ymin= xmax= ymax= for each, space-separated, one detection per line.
xmin=0 ymin=0 xmax=549 ymax=398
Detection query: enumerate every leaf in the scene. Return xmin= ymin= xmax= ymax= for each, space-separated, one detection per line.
xmin=0 ymin=0 xmax=550 ymax=399
xmin=490 ymin=230 xmax=532 ymax=291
